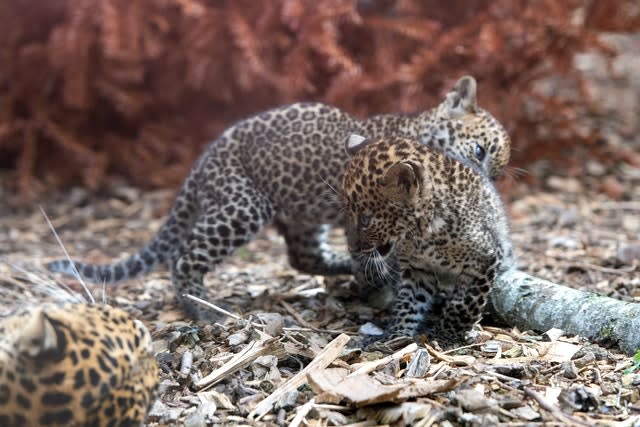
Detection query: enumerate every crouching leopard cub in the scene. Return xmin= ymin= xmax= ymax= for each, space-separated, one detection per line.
xmin=47 ymin=76 xmax=511 ymax=320
xmin=0 ymin=304 xmax=158 ymax=427
xmin=342 ymin=135 xmax=515 ymax=346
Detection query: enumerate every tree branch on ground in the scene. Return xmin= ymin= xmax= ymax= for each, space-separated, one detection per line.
xmin=488 ymin=269 xmax=640 ymax=355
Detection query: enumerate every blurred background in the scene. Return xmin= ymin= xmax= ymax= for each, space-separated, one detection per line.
xmin=0 ymin=0 xmax=639 ymax=203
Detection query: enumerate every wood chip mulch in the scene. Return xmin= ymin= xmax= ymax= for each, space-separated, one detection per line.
xmin=1 ymin=162 xmax=639 ymax=426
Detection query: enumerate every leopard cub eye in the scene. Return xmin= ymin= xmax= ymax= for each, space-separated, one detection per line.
xmin=359 ymin=215 xmax=372 ymax=229
xmin=474 ymin=143 xmax=486 ymax=161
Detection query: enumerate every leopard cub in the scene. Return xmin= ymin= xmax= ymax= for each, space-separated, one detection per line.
xmin=342 ymin=134 xmax=515 ymax=346
xmin=0 ymin=304 xmax=157 ymax=427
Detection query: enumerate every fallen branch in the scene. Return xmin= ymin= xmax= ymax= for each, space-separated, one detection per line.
xmin=488 ymin=269 xmax=640 ymax=355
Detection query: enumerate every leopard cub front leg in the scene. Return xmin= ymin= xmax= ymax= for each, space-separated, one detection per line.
xmin=385 ymin=271 xmax=437 ymax=339
xmin=385 ymin=266 xmax=495 ymax=348
xmin=429 ymin=266 xmax=497 ymax=346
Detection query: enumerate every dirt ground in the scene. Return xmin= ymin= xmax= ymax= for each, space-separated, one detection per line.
xmin=0 ymin=158 xmax=639 ymax=426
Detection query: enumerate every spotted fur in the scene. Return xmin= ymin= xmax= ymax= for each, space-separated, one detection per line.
xmin=342 ymin=135 xmax=515 ymax=346
xmin=47 ymin=76 xmax=511 ymax=320
xmin=0 ymin=304 xmax=157 ymax=427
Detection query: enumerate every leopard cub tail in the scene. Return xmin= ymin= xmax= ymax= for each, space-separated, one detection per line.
xmin=46 ymin=244 xmax=163 ymax=284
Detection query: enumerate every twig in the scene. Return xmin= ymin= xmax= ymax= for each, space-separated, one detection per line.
xmin=289 ymin=398 xmax=315 ymax=427
xmin=563 ymin=261 xmax=637 ymax=275
xmin=282 ymin=326 xmax=358 ymax=335
xmin=347 ymin=342 xmax=417 ymax=377
xmin=523 ymin=387 xmax=593 ymax=427
xmin=40 ymin=206 xmax=94 ymax=304
xmin=279 ymin=299 xmax=317 ymax=329
xmin=424 ymin=344 xmax=475 ymax=366
xmin=186 ymin=294 xmax=354 ymax=335
xmin=248 ymin=333 xmax=351 ymax=420
xmin=194 ymin=332 xmax=283 ymax=390
xmin=184 ymin=294 xmax=249 ymax=322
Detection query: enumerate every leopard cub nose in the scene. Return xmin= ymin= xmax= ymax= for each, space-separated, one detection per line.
xmin=376 ymin=243 xmax=392 ymax=257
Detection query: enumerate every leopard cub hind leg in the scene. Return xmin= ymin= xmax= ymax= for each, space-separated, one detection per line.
xmin=275 ymin=222 xmax=353 ymax=276
xmin=170 ymin=171 xmax=276 ymax=319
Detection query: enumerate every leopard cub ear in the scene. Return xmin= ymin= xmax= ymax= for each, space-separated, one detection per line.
xmin=443 ymin=75 xmax=478 ymax=119
xmin=345 ymin=134 xmax=372 ymax=155
xmin=382 ymin=160 xmax=424 ymax=203
xmin=16 ymin=309 xmax=60 ymax=357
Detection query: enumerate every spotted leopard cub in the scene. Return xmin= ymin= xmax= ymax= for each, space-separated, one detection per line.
xmin=342 ymin=135 xmax=515 ymax=346
xmin=0 ymin=304 xmax=158 ymax=427
xmin=47 ymin=76 xmax=511 ymax=320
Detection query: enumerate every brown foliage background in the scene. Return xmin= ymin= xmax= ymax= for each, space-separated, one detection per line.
xmin=0 ymin=0 xmax=638 ymax=199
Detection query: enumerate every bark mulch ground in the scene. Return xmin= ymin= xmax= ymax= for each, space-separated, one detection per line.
xmin=1 ymin=163 xmax=639 ymax=426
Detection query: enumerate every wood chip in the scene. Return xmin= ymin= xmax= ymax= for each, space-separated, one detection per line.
xmin=194 ymin=332 xmax=283 ymax=390
xmin=248 ymin=333 xmax=351 ymax=420
xmin=405 ymin=348 xmax=431 ymax=378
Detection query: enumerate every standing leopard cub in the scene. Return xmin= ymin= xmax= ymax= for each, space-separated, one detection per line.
xmin=342 ymin=134 xmax=515 ymax=346
xmin=47 ymin=76 xmax=511 ymax=320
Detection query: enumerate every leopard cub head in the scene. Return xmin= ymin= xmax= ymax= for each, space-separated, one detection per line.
xmin=422 ymin=75 xmax=511 ymax=180
xmin=342 ymin=134 xmax=431 ymax=259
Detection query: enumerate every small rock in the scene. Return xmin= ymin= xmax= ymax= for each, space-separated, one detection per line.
xmin=558 ymin=386 xmax=599 ymax=412
xmin=319 ymin=409 xmax=349 ymax=426
xmin=572 ymin=351 xmax=596 ymax=368
xmin=227 ymin=330 xmax=249 ymax=346
xmin=254 ymin=312 xmax=284 ymax=336
xmin=600 ymin=176 xmax=626 ymax=200
xmin=455 ymin=388 xmax=496 ymax=412
xmin=510 ymin=405 xmax=541 ymax=421
xmin=381 ymin=359 xmax=401 ymax=378
xmin=560 ymin=360 xmax=578 ymax=379
xmin=617 ymin=243 xmax=640 ymax=265
xmin=549 ymin=236 xmax=579 ymax=249
xmin=542 ymin=328 xmax=565 ymax=341
xmin=275 ymin=390 xmax=298 ymax=410
xmin=251 ymin=355 xmax=281 ymax=382
xmin=359 ymin=322 xmax=384 ymax=336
